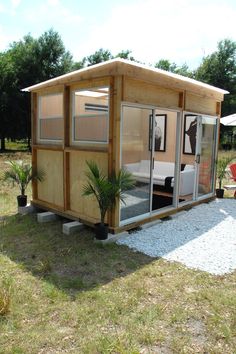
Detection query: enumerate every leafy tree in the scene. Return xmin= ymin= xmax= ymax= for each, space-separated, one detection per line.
xmin=155 ymin=59 xmax=178 ymax=72
xmin=0 ymin=51 xmax=17 ymax=150
xmin=0 ymin=29 xmax=73 ymax=150
xmin=72 ymin=58 xmax=86 ymax=71
xmin=194 ymin=39 xmax=236 ymax=116
xmin=85 ymin=48 xmax=113 ymax=66
xmin=115 ymin=50 xmax=136 ymax=61
xmin=155 ymin=59 xmax=193 ymax=77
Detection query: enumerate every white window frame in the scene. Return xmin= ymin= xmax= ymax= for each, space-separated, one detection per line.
xmin=37 ymin=93 xmax=63 ymax=144
xmin=71 ymin=87 xmax=109 ymax=146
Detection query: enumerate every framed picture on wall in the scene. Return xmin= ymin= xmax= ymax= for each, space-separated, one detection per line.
xmin=183 ymin=114 xmax=198 ymax=155
xmin=149 ymin=114 xmax=167 ymax=152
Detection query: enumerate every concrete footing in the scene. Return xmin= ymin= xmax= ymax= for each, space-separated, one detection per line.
xmin=37 ymin=211 xmax=59 ymax=223
xmin=62 ymin=221 xmax=84 ymax=235
xmin=94 ymin=231 xmax=129 ymax=245
xmin=18 ymin=204 xmax=36 ymax=215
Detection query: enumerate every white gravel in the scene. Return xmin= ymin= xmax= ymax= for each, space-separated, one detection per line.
xmin=117 ymin=199 xmax=236 ymax=275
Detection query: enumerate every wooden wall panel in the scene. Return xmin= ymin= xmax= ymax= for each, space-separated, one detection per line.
xmin=124 ymin=77 xmax=179 ymax=109
xmin=185 ymin=93 xmax=217 ymax=116
xmin=69 ymin=151 xmax=108 ymax=222
xmin=37 ymin=150 xmax=64 ymax=207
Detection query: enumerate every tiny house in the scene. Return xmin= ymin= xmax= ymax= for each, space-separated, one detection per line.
xmin=23 ymin=59 xmax=228 ymax=233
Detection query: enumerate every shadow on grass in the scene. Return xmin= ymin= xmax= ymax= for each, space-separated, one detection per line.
xmin=0 ymin=213 xmax=154 ymax=296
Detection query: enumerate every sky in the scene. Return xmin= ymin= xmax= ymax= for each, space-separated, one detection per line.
xmin=0 ymin=0 xmax=236 ymax=69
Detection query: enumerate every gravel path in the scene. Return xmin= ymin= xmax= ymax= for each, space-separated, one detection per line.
xmin=117 ymin=199 xmax=236 ymax=275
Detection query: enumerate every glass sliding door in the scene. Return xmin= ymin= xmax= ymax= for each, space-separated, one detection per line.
xmin=152 ymin=110 xmax=179 ymax=212
xmin=180 ymin=113 xmax=218 ymax=204
xmin=197 ymin=116 xmax=218 ymax=197
xmin=120 ymin=106 xmax=153 ymax=222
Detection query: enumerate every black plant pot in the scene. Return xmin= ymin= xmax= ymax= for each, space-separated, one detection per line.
xmin=216 ymin=189 xmax=224 ymax=198
xmin=95 ymin=223 xmax=108 ymax=240
xmin=17 ymin=195 xmax=27 ymax=207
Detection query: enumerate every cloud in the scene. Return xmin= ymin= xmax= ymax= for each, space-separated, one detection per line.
xmin=24 ymin=0 xmax=82 ymax=26
xmin=0 ymin=25 xmax=18 ymax=51
xmin=74 ymin=0 xmax=236 ymax=68
xmin=11 ymin=0 xmax=21 ymax=9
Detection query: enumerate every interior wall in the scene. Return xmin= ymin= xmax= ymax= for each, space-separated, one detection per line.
xmin=72 ymin=92 xmax=109 ymax=144
xmin=122 ymin=106 xmax=195 ymax=166
xmin=153 ymin=109 xmax=176 ymax=163
xmin=40 ymin=93 xmax=63 ymax=118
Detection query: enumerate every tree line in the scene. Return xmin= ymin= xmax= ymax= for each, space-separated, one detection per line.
xmin=0 ymin=29 xmax=236 ymax=151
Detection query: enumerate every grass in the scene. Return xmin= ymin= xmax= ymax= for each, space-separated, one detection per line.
xmin=0 ymin=150 xmax=31 ymax=216
xmin=0 ymin=147 xmax=236 ymax=353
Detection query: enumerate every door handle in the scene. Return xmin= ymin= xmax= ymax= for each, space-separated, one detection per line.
xmin=196 ymin=154 xmax=201 ymax=164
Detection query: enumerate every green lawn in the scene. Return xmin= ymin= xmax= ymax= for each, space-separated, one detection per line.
xmin=0 ymin=148 xmax=236 ymax=353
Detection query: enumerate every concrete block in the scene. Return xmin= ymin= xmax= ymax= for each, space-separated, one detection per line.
xmin=62 ymin=221 xmax=84 ymax=235
xmin=94 ymin=231 xmax=129 ymax=245
xmin=18 ymin=204 xmax=36 ymax=215
xmin=37 ymin=211 xmax=58 ymax=223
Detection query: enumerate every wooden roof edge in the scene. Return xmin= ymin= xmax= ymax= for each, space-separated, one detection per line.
xmin=22 ymin=58 xmax=229 ymax=97
xmin=22 ymin=59 xmax=120 ymax=92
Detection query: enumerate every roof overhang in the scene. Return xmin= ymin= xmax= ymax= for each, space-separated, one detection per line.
xmin=22 ymin=58 xmax=229 ymax=101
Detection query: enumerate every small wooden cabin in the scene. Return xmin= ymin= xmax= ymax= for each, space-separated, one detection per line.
xmin=23 ymin=59 xmax=228 ymax=233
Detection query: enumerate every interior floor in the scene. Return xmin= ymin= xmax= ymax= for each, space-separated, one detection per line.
xmin=120 ymin=185 xmax=188 ymax=221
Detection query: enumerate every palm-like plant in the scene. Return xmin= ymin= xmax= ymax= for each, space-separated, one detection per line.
xmin=3 ymin=160 xmax=44 ymax=196
xmin=83 ymin=160 xmax=135 ymax=226
xmin=216 ymin=155 xmax=235 ymax=190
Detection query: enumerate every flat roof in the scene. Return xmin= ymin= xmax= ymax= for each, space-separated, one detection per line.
xmin=22 ymin=58 xmax=229 ymax=99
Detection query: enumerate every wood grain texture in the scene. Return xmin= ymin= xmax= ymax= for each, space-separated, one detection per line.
xmin=69 ymin=150 xmax=108 ymax=222
xmin=185 ymin=93 xmax=217 ymax=116
xmin=37 ymin=149 xmax=64 ymax=207
xmin=124 ymin=77 xmax=179 ymax=109
xmin=110 ymin=76 xmax=123 ymax=227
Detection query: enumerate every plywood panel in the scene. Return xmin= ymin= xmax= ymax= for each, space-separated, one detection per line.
xmin=69 ymin=151 xmax=108 ymax=222
xmin=185 ymin=93 xmax=217 ymax=116
xmin=124 ymin=77 xmax=179 ymax=109
xmin=37 ymin=150 xmax=64 ymax=207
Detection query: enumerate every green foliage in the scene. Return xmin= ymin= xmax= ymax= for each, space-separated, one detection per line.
xmin=194 ymin=39 xmax=236 ymax=116
xmin=115 ymin=49 xmax=136 ymax=61
xmin=85 ymin=48 xmax=113 ymax=66
xmin=0 ymin=29 xmax=74 ymax=150
xmin=155 ymin=59 xmax=193 ymax=77
xmin=84 ymin=48 xmax=137 ymax=67
xmin=2 ymin=160 xmax=44 ymax=195
xmin=216 ymin=154 xmax=236 ymax=189
xmin=83 ymin=160 xmax=135 ymax=225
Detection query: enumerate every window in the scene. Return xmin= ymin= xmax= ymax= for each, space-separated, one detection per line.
xmin=37 ymin=93 xmax=63 ymax=143
xmin=72 ymin=87 xmax=109 ymax=144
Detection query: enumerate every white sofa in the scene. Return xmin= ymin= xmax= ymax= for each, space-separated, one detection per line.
xmin=124 ymin=160 xmax=195 ymax=196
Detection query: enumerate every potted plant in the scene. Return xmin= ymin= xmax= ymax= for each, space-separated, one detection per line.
xmin=82 ymin=160 xmax=135 ymax=240
xmin=2 ymin=160 xmax=45 ymax=207
xmin=216 ymin=155 xmax=235 ymax=198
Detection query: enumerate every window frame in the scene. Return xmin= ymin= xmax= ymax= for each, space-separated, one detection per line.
xmin=71 ymin=87 xmax=109 ymax=146
xmin=37 ymin=92 xmax=63 ymax=144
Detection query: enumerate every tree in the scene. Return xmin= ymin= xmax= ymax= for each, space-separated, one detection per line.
xmin=155 ymin=59 xmax=178 ymax=72
xmin=194 ymin=39 xmax=236 ymax=116
xmin=85 ymin=48 xmax=113 ymax=66
xmin=0 ymin=29 xmax=73 ymax=150
xmin=115 ymin=50 xmax=136 ymax=61
xmin=0 ymin=51 xmax=17 ymax=150
xmin=155 ymin=59 xmax=193 ymax=77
